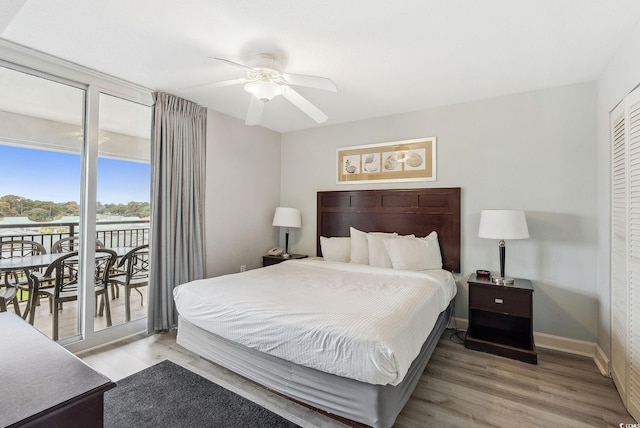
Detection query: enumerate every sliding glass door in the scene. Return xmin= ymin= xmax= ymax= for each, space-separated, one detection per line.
xmin=0 ymin=64 xmax=85 ymax=341
xmin=95 ymin=93 xmax=151 ymax=331
xmin=0 ymin=57 xmax=152 ymax=348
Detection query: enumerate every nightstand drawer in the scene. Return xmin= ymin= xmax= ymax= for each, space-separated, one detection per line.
xmin=469 ymin=285 xmax=531 ymax=318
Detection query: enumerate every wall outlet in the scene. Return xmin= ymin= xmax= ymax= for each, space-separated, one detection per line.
xmin=240 ymin=265 xmax=247 ymax=272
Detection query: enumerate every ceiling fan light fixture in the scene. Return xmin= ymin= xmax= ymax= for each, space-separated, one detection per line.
xmin=186 ymin=54 xmax=336 ymax=124
xmin=244 ymin=80 xmax=284 ymax=101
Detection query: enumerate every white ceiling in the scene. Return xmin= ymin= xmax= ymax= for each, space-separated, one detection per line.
xmin=2 ymin=0 xmax=640 ymax=133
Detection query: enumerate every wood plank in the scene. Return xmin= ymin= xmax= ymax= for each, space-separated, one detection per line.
xmin=78 ymin=329 xmax=635 ymax=427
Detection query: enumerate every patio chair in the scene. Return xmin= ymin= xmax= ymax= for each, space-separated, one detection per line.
xmin=108 ymin=244 xmax=149 ymax=322
xmin=49 ymin=237 xmax=105 ymax=312
xmin=0 ymin=240 xmax=47 ymax=317
xmin=32 ymin=249 xmax=117 ymax=340
xmin=51 ymin=236 xmax=104 ymax=253
xmin=0 ymin=284 xmax=17 ymax=313
xmin=0 ymin=280 xmax=38 ymax=325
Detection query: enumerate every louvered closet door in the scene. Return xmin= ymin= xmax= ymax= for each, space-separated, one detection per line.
xmin=612 ymin=85 xmax=640 ymax=422
xmin=628 ymin=87 xmax=640 ymax=419
xmin=611 ymin=100 xmax=628 ymax=401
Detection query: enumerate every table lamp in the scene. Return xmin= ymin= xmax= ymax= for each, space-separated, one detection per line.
xmin=272 ymin=207 xmax=301 ymax=258
xmin=478 ymin=209 xmax=529 ymax=285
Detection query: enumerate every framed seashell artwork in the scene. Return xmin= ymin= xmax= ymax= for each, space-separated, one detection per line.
xmin=336 ymin=137 xmax=436 ymax=184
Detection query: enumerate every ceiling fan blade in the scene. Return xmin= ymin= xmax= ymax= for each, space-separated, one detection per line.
xmin=282 ymin=87 xmax=328 ymax=123
xmin=245 ymin=95 xmax=264 ymax=125
xmin=210 ymin=57 xmax=255 ymax=71
xmin=178 ymin=78 xmax=247 ymax=92
xmin=282 ymin=73 xmax=337 ymax=92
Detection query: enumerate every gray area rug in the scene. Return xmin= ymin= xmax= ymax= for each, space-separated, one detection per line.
xmin=104 ymin=360 xmax=300 ymax=428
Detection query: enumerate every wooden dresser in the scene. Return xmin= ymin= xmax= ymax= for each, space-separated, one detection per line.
xmin=0 ymin=312 xmax=115 ymax=427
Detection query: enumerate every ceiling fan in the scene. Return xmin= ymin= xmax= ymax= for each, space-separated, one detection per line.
xmin=180 ymin=53 xmax=337 ymax=125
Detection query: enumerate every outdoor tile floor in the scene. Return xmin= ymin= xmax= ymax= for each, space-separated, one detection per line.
xmin=9 ymin=286 xmax=148 ymax=340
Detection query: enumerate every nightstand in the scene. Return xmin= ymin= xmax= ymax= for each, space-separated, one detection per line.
xmin=464 ymin=273 xmax=537 ymax=364
xmin=262 ymin=254 xmax=308 ymax=267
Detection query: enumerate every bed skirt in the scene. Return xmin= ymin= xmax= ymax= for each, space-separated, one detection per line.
xmin=177 ymin=303 xmax=451 ymax=428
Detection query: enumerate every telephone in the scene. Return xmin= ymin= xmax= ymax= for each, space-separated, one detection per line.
xmin=476 ymin=269 xmax=491 ymax=279
xmin=266 ymin=247 xmax=285 ymax=256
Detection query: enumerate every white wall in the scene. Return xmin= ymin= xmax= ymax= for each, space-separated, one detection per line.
xmin=281 ymin=82 xmax=598 ymax=342
xmin=596 ymin=20 xmax=640 ymax=358
xmin=204 ymin=110 xmax=281 ymax=277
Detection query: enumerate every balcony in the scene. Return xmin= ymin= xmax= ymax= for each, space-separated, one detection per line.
xmin=0 ymin=219 xmax=149 ymax=340
xmin=0 ymin=218 xmax=149 ymax=249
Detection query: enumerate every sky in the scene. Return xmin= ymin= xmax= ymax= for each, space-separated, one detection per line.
xmin=0 ymin=145 xmax=150 ymax=204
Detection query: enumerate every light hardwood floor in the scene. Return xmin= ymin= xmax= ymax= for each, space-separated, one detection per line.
xmin=78 ymin=329 xmax=634 ymax=427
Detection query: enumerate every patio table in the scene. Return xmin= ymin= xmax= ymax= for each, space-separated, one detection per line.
xmin=0 ymin=253 xmax=65 ymax=271
xmin=0 ymin=246 xmax=136 ymax=272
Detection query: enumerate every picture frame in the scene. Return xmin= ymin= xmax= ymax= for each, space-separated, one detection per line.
xmin=336 ymin=137 xmax=436 ymax=184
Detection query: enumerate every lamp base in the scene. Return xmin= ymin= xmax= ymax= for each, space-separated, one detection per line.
xmin=283 ymin=229 xmax=291 ymax=259
xmin=491 ymin=276 xmax=515 ymax=285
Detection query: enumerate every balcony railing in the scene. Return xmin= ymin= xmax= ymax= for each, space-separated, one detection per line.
xmin=0 ymin=220 xmax=150 ymax=340
xmin=0 ymin=219 xmax=150 ymax=253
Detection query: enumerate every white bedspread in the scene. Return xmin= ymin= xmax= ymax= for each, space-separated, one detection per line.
xmin=173 ymin=259 xmax=456 ymax=386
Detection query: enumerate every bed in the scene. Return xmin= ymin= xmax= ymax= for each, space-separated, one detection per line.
xmin=175 ymin=187 xmax=461 ymax=427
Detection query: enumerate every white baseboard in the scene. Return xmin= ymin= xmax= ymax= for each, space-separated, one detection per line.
xmin=448 ymin=317 xmax=609 ymax=376
xmin=594 ymin=345 xmax=610 ymax=377
xmin=533 ymin=332 xmax=595 ymax=357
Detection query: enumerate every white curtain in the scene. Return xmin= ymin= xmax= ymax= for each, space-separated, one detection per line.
xmin=148 ymin=92 xmax=206 ymax=332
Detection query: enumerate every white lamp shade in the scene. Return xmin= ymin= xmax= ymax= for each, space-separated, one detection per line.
xmin=272 ymin=207 xmax=301 ymax=228
xmin=478 ymin=210 xmax=529 ymax=240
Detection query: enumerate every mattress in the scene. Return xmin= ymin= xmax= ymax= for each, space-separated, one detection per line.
xmin=174 ymin=258 xmax=456 ymax=386
xmin=177 ymin=304 xmax=451 ymax=428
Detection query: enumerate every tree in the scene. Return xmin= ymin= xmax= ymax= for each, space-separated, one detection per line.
xmin=63 ymin=201 xmax=80 ymax=217
xmin=0 ymin=200 xmax=17 ymax=218
xmin=0 ymin=195 xmax=26 ymax=215
xmin=24 ymin=207 xmax=49 ymax=221
xmin=0 ymin=195 xmax=148 ymax=221
xmin=125 ymin=201 xmax=150 ymax=217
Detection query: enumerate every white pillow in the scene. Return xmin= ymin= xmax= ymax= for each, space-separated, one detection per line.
xmin=367 ymin=233 xmax=414 ymax=268
xmin=349 ymin=227 xmax=396 ymax=265
xmin=383 ymin=231 xmax=443 ymax=270
xmin=349 ymin=227 xmax=369 ymax=264
xmin=320 ymin=236 xmax=351 ymax=263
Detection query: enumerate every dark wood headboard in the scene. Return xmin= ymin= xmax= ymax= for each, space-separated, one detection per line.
xmin=317 ymin=188 xmax=461 ymax=273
